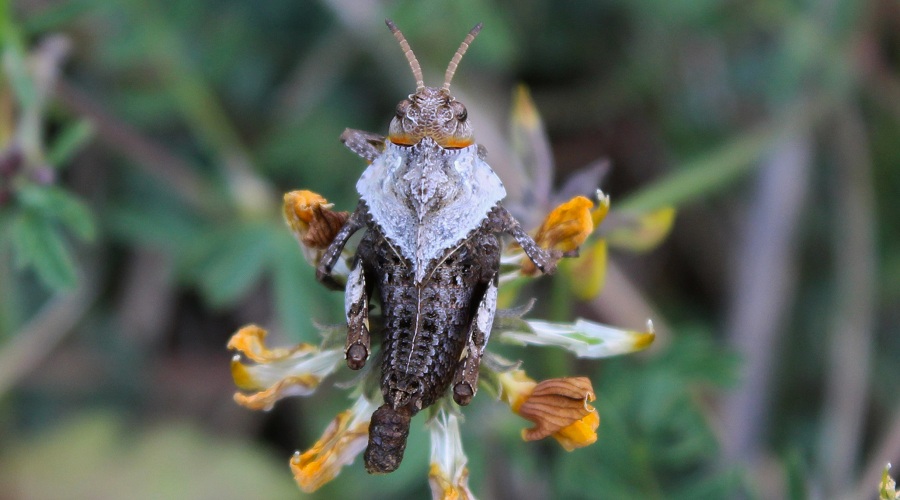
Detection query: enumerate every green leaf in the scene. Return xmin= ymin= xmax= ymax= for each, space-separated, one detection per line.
xmin=190 ymin=222 xmax=273 ymax=307
xmin=669 ymin=468 xmax=747 ymax=500
xmin=20 ymin=0 xmax=96 ymax=35
xmin=270 ymin=231 xmax=317 ymax=341
xmin=0 ymin=226 xmax=23 ymax=336
xmin=17 ymin=185 xmax=96 ymax=241
xmin=784 ymin=450 xmax=809 ymax=500
xmin=47 ymin=119 xmax=94 ymax=167
xmin=10 ymin=212 xmax=77 ymax=289
xmin=106 ymin=190 xmax=202 ymax=251
xmin=1 ymin=29 xmax=39 ymax=110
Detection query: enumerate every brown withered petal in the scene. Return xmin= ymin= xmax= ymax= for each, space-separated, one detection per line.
xmin=517 ymin=377 xmax=596 ymax=442
xmin=302 ymin=205 xmax=349 ymax=249
xmin=283 ymin=191 xmax=350 ymax=250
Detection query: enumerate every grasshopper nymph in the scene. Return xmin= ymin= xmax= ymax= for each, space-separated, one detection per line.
xmin=316 ymin=20 xmax=563 ymax=474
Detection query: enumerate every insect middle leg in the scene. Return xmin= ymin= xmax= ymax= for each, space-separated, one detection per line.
xmin=344 ymin=259 xmax=371 ymax=369
xmin=452 ymin=273 xmax=498 ymax=406
xmin=488 ymin=205 xmax=562 ymax=274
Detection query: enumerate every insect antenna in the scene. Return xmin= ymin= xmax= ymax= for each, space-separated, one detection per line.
xmin=442 ymin=23 xmax=483 ymax=92
xmin=385 ymin=19 xmax=425 ymax=91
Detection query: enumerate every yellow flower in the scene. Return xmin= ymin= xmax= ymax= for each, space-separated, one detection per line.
xmin=499 ymin=370 xmax=600 ymax=451
xmin=290 ymin=396 xmax=378 ymax=493
xmin=534 ymin=195 xmax=594 ymax=253
xmin=605 ymin=205 xmax=675 ymax=253
xmin=552 ymin=409 xmax=600 ymax=451
xmin=228 ymin=325 xmax=342 ymax=411
xmin=519 ymin=190 xmax=609 ymax=276
xmin=428 ymin=412 xmax=475 ymax=500
xmin=562 ymin=238 xmax=608 ymax=300
xmin=282 ymin=190 xmax=349 ymax=266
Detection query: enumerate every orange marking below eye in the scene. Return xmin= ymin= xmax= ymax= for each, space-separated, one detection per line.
xmin=388 ymin=134 xmax=473 ymax=149
xmin=439 ymin=137 xmax=474 ymax=148
xmin=388 ymin=134 xmax=418 ymax=146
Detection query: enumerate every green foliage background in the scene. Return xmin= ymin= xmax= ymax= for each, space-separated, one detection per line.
xmin=2 ymin=0 xmax=899 ymax=498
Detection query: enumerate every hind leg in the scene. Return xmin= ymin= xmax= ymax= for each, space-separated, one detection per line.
xmin=452 ymin=273 xmax=498 ymax=406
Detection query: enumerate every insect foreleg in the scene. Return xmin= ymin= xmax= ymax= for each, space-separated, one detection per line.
xmin=316 ymin=201 xmax=368 ymax=290
xmin=340 ymin=129 xmax=386 ymax=162
xmin=452 ymin=274 xmax=498 ymax=406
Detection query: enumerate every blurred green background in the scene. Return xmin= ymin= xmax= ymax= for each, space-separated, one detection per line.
xmin=2 ymin=0 xmax=899 ymax=498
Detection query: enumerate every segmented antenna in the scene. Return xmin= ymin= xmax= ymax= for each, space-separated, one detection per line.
xmin=385 ymin=19 xmax=425 ymax=91
xmin=443 ymin=23 xmax=483 ymax=92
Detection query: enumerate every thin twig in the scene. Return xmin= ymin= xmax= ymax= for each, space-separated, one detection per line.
xmin=869 ymin=67 xmax=900 ymax=122
xmin=821 ymin=104 xmax=876 ymax=494
xmin=0 ymin=267 xmax=99 ymax=396
xmin=271 ymin=28 xmax=356 ymax=125
xmin=54 ymin=79 xmax=215 ymax=212
xmin=127 ymin=1 xmax=275 ymax=217
xmin=720 ymin=132 xmax=813 ymax=465
xmin=618 ymin=95 xmax=829 ymax=213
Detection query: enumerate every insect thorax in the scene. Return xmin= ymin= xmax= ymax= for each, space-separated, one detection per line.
xmin=357 ymin=138 xmax=505 ymax=283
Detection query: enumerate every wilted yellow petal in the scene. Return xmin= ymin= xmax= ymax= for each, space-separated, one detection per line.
xmin=428 ymin=412 xmax=475 ymax=500
xmin=591 ymin=190 xmax=610 ymax=227
xmin=881 ymin=464 xmax=900 ymax=500
xmin=429 ymin=464 xmax=474 ymax=500
xmin=521 ymin=196 xmax=594 ymax=276
xmin=606 ymin=206 xmax=675 ymax=252
xmin=501 ymin=318 xmax=655 ymax=358
xmin=228 ymin=325 xmax=342 ymax=410
xmin=632 ymin=323 xmax=656 ymax=351
xmin=283 ymin=190 xmax=348 ymax=255
xmin=516 ymin=377 xmax=597 ymax=446
xmin=230 ymin=355 xmax=259 ymax=390
xmin=284 ymin=190 xmax=329 ymax=222
xmin=227 ymin=325 xmax=315 ymax=364
xmin=534 ymin=196 xmax=594 ymax=252
xmin=502 ymin=372 xmax=601 ymax=451
xmin=290 ymin=397 xmax=375 ymax=492
xmin=552 ymin=409 xmax=600 ymax=451
xmin=499 ymin=369 xmax=538 ymax=413
xmin=233 ymin=374 xmax=322 ymax=410
xmin=561 ymin=239 xmax=607 ymax=300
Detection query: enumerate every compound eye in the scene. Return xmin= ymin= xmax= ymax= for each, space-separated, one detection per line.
xmin=450 ymin=101 xmax=467 ymax=122
xmin=396 ymin=99 xmax=412 ymax=118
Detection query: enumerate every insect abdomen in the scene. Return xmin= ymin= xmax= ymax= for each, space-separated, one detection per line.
xmin=358 ymin=225 xmax=500 ymax=473
xmin=364 ymin=404 xmax=412 ymax=474
xmin=381 ymin=279 xmax=474 ymax=408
